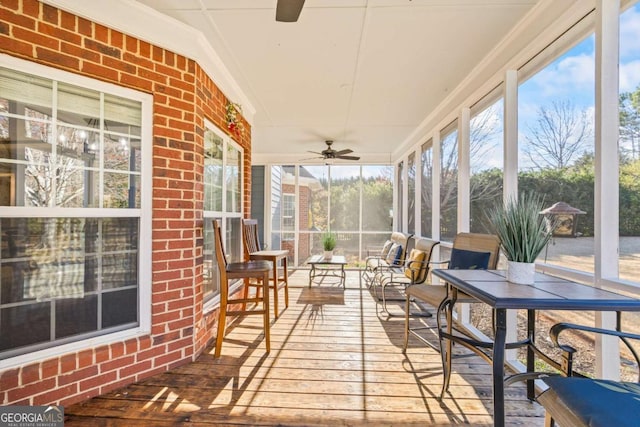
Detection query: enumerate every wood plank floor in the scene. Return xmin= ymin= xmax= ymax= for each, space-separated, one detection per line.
xmin=65 ymin=270 xmax=546 ymax=426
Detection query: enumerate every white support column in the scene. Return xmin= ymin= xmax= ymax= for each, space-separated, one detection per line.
xmin=415 ymin=147 xmax=422 ymax=237
xmin=402 ymin=157 xmax=409 ymax=234
xmin=503 ymin=69 xmax=519 ymax=361
xmin=432 ymin=133 xmax=442 ymax=241
xmin=458 ymin=108 xmax=472 ymax=323
xmin=594 ymin=0 xmax=620 ymax=380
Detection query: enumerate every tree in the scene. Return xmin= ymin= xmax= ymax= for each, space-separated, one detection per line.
xmin=523 ymin=100 xmax=592 ymax=170
xmin=620 ymin=85 xmax=640 ymax=160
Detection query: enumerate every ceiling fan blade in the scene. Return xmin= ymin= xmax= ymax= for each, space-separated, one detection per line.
xmin=336 ymin=155 xmax=360 ymax=161
xmin=307 ymin=150 xmax=323 ymax=155
xmin=334 ymin=149 xmax=353 ymax=156
xmin=276 ymin=0 xmax=305 ymax=22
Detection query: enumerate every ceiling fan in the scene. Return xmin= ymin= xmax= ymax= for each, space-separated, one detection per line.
xmin=304 ymin=140 xmax=360 ymax=162
xmin=276 ymin=0 xmax=305 ymax=22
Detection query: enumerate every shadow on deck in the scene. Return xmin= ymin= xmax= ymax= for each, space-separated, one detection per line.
xmin=64 ymin=270 xmax=545 ymax=426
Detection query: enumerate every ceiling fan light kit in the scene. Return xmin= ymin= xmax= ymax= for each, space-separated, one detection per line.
xmin=303 ymin=140 xmax=361 ymax=163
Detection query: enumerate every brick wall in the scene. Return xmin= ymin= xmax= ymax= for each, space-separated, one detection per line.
xmin=0 ymin=0 xmax=251 ymax=406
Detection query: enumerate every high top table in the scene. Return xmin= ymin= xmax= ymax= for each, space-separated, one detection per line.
xmin=431 ymin=268 xmax=640 ymax=427
xmin=248 ymin=249 xmax=289 ymax=318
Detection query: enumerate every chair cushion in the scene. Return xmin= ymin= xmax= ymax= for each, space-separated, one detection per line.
xmin=449 ymin=248 xmax=491 ymax=270
xmin=380 ymin=240 xmax=393 ymax=258
xmin=404 ymin=249 xmax=426 ymax=281
xmin=385 ymin=243 xmax=403 ymax=266
xmin=541 ymin=376 xmax=640 ymax=427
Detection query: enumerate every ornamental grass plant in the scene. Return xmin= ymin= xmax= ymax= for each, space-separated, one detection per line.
xmin=488 ymin=192 xmax=555 ymax=263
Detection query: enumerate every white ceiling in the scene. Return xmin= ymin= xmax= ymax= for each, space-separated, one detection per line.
xmin=134 ymin=0 xmax=541 ymax=164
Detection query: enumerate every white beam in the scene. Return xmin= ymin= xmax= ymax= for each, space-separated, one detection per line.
xmin=594 ymin=0 xmax=621 ymax=380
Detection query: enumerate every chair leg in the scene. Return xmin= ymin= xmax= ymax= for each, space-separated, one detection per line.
xmin=214 ymin=301 xmax=227 ymax=358
xmin=261 ymin=272 xmax=271 ymax=353
xmin=403 ymin=295 xmax=410 ymax=353
xmin=283 ymin=258 xmax=289 ymax=308
xmin=544 ymin=412 xmax=555 ymax=427
xmin=437 ymin=298 xmax=452 ymax=398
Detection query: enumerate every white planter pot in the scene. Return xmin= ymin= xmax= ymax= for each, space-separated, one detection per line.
xmin=323 ymin=250 xmax=333 ymax=259
xmin=507 ymin=261 xmax=536 ymax=285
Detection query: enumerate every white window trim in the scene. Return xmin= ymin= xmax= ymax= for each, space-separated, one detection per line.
xmin=0 ymin=54 xmax=152 ymax=370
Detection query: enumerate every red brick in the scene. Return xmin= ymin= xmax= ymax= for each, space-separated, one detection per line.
xmin=60 ymin=354 xmax=77 ymax=372
xmin=77 ymin=349 xmax=93 ymax=369
xmin=100 ymin=355 xmax=135 ymax=373
xmin=95 ymin=346 xmax=110 ymax=363
xmin=41 ymin=3 xmax=58 ymax=25
xmin=84 ymin=38 xmax=120 ymax=58
xmin=8 ymin=378 xmax=56 ymax=402
xmin=37 ymin=21 xmax=81 ymax=45
xmin=13 ymin=25 xmax=58 ymax=49
xmin=120 ymin=360 xmax=151 ymax=378
xmin=36 ymin=47 xmax=79 ymax=70
xmin=124 ymin=338 xmax=138 ymax=354
xmin=110 ymin=29 xmax=123 ymax=49
xmin=33 ymin=382 xmax=76 ymax=405
xmin=120 ymin=73 xmax=153 ymax=91
xmin=124 ymin=35 xmax=138 ymax=53
xmin=58 ymin=365 xmax=98 ymax=386
xmin=41 ymin=359 xmax=59 ymax=379
xmin=139 ymin=40 xmax=150 ymax=57
xmin=0 ymin=368 xmax=19 ymax=391
xmin=110 ymin=342 xmax=125 ymax=358
xmin=0 ymin=0 xmax=19 ymax=10
xmin=60 ymin=41 xmax=99 ymax=62
xmin=0 ymin=7 xmax=36 ymax=30
xmin=20 ymin=364 xmax=40 ymax=385
xmin=79 ymin=371 xmax=117 ymax=392
xmin=82 ymin=60 xmax=119 ymax=81
xmin=94 ymin=22 xmax=108 ymax=43
xmin=102 ymin=55 xmax=135 ymax=74
xmin=77 ymin=16 xmax=92 ymax=36
xmin=60 ymin=9 xmax=76 ymax=31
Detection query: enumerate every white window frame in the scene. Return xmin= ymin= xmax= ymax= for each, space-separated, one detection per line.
xmin=0 ymin=54 xmax=152 ymax=370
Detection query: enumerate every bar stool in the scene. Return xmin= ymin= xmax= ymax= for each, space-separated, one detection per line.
xmin=212 ymin=220 xmax=272 ymax=358
xmin=242 ymin=218 xmax=290 ymax=318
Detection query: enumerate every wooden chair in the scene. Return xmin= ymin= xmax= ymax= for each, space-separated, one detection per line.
xmin=403 ymin=232 xmax=501 ymax=351
xmin=213 ymin=219 xmax=272 ymax=357
xmin=538 ymin=322 xmax=640 ymax=427
xmin=375 ymin=237 xmax=439 ymax=316
xmin=242 ymin=218 xmax=290 ymax=318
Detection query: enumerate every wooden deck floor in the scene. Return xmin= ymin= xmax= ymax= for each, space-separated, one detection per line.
xmin=65 ymin=270 xmax=546 ymax=426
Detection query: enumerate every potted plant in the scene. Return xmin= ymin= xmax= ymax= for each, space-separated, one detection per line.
xmin=322 ymin=231 xmax=337 ymax=259
xmin=488 ymin=192 xmax=556 ymax=284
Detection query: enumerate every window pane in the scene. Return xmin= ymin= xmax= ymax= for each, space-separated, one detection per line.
xmin=421 ymin=140 xmax=433 ymax=238
xmin=619 ymin=2 xmax=640 ymax=281
xmin=226 ymin=144 xmax=241 ymax=213
xmin=204 ymin=130 xmax=223 ymax=212
xmin=225 ymin=217 xmax=242 ymax=264
xmin=362 ymin=165 xmax=393 ymax=232
xmin=440 ymin=124 xmax=458 ymax=241
xmin=102 ymin=288 xmax=137 ymax=328
xmin=0 ymin=302 xmax=50 ymax=352
xmin=407 ymin=152 xmax=416 ymax=234
xmin=57 ymin=82 xmax=100 ymax=127
xmin=203 ymin=218 xmax=220 ymax=297
xmin=104 ymin=172 xmax=139 ymax=208
xmin=470 ymin=98 xmax=504 ymax=234
xmin=302 ymin=166 xmax=329 ymax=231
xmin=330 ymin=165 xmax=360 ymax=231
xmin=397 ymin=161 xmax=403 ymax=231
xmin=518 ymin=36 xmax=595 ymax=270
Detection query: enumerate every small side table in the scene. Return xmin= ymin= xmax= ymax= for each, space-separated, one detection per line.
xmin=307 ymin=255 xmax=347 ymax=287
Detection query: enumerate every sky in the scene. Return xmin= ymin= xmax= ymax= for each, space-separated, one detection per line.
xmin=471 ymin=2 xmax=640 ymax=172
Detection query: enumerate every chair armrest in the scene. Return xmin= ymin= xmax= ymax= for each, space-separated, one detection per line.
xmin=549 ymin=322 xmax=640 ymax=380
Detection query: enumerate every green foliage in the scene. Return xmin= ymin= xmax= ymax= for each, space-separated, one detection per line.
xmin=488 ymin=192 xmax=555 ymax=263
xmin=322 ymin=231 xmax=336 ymax=251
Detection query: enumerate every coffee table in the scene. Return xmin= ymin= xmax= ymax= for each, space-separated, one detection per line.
xmin=307 ymin=255 xmax=347 ymax=287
